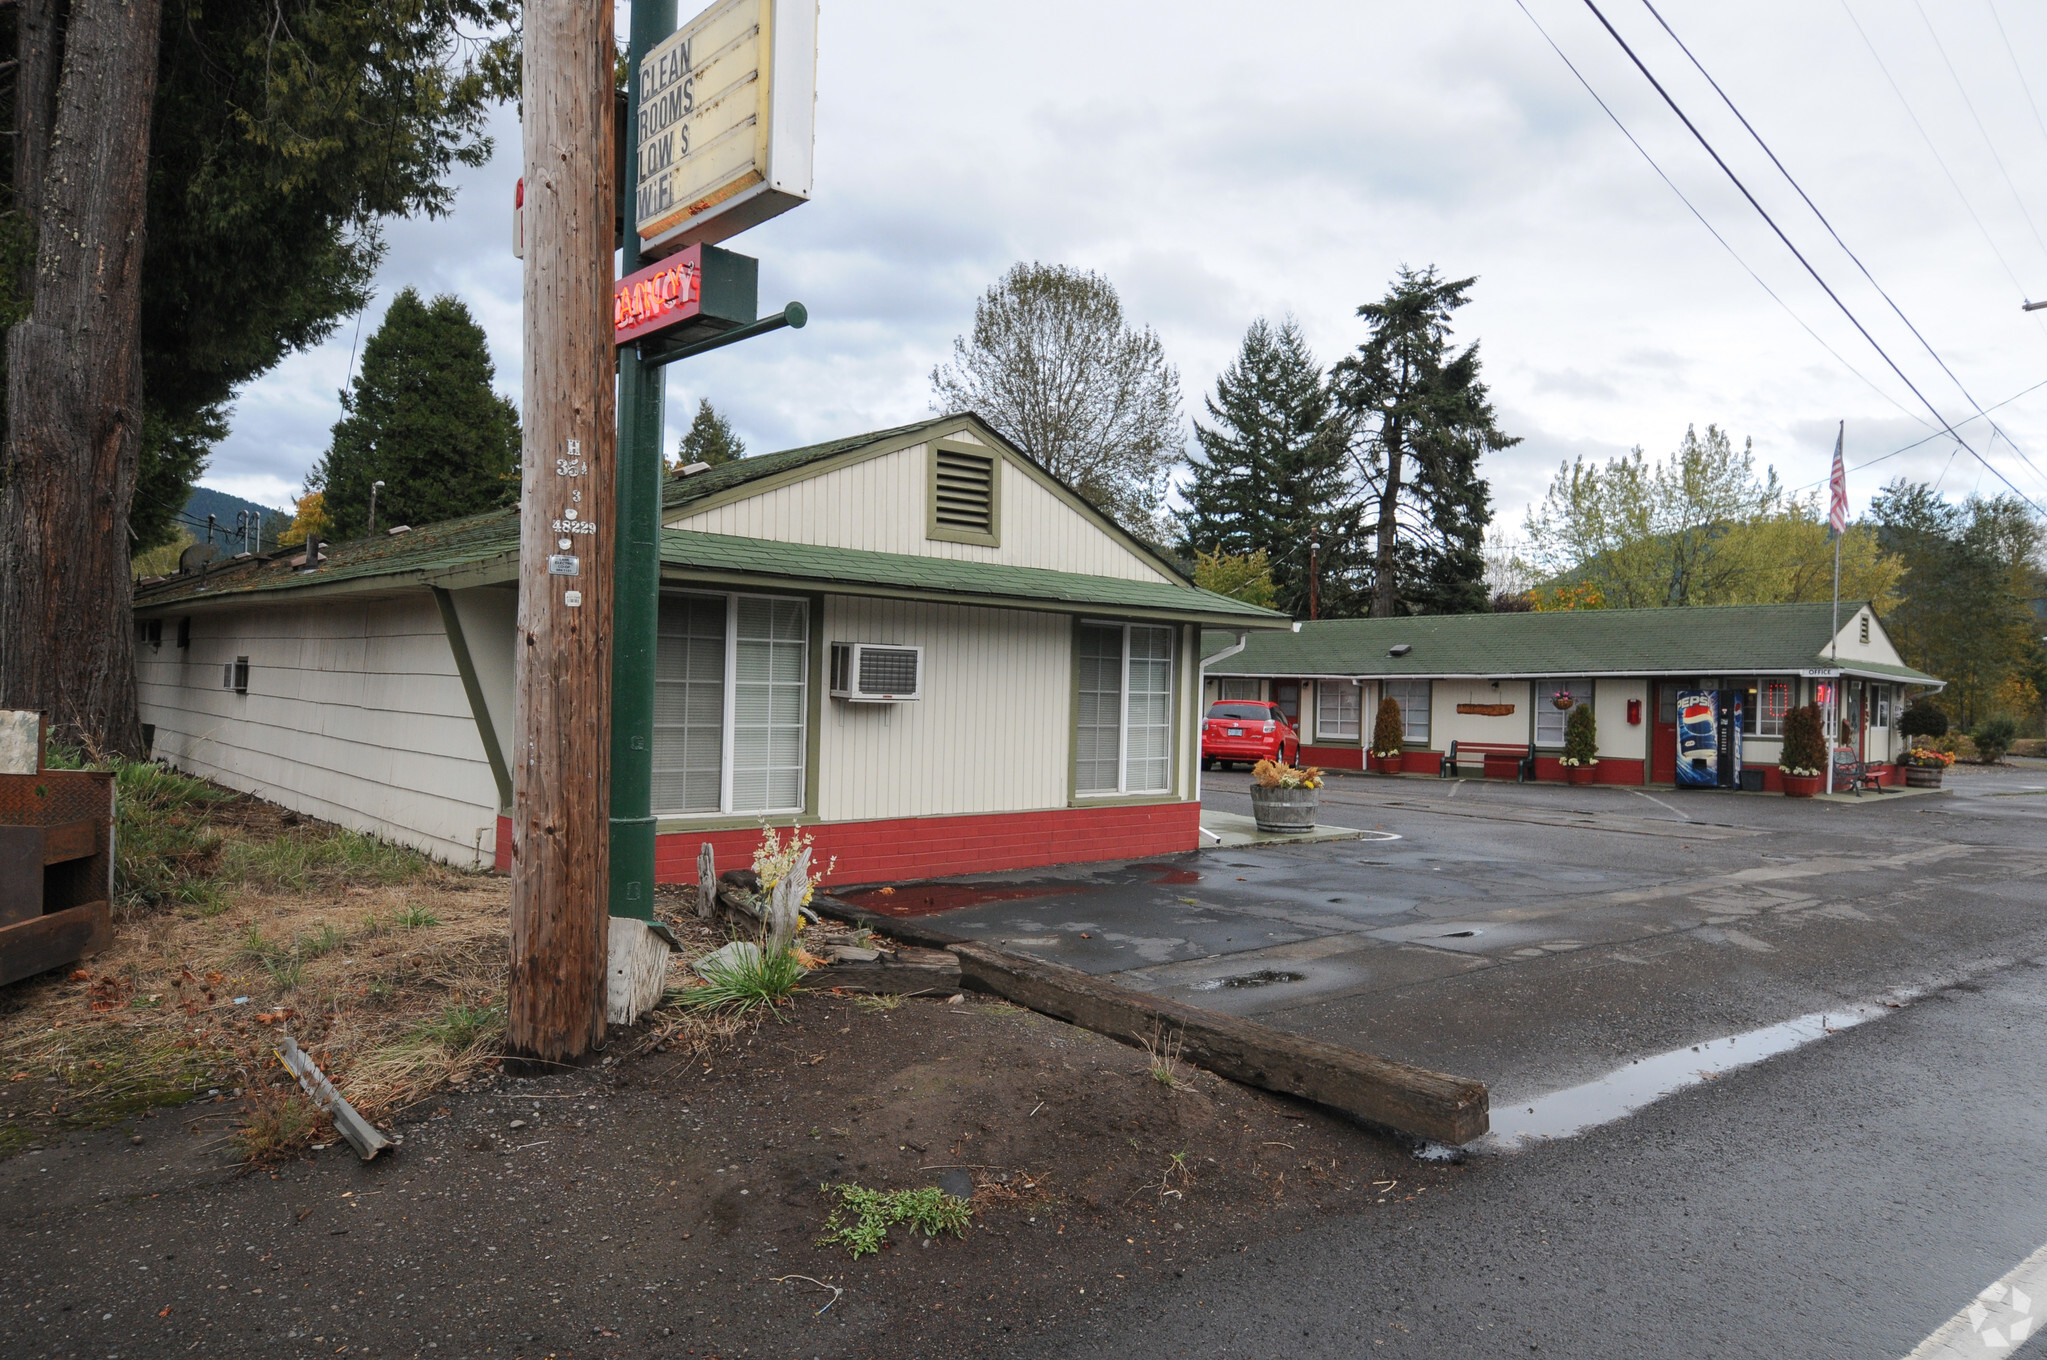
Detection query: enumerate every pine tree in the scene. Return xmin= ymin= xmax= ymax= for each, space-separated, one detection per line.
xmin=1329 ymin=268 xmax=1516 ymax=617
xmin=675 ymin=399 xmax=746 ymax=468
xmin=312 ymin=288 xmax=520 ymax=538
xmin=1176 ymin=318 xmax=1351 ymax=617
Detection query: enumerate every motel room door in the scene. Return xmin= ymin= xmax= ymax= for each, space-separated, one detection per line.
xmin=1273 ymin=680 xmax=1302 ymax=731
xmin=1652 ymin=681 xmax=1683 ymax=784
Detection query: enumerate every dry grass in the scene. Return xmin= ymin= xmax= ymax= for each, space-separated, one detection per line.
xmin=0 ymin=780 xmax=825 ymax=1158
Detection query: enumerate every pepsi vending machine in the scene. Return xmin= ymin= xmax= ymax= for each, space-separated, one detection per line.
xmin=1675 ymin=688 xmax=1743 ymax=789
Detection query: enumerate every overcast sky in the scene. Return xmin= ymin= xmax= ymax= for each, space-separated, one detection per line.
xmin=204 ymin=0 xmax=2047 ymax=541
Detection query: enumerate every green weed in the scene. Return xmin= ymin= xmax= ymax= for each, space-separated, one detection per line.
xmin=298 ymin=923 xmax=346 ymax=959
xmin=220 ymin=830 xmax=430 ymax=893
xmin=45 ymin=749 xmax=229 ymax=913
xmin=852 ymin=992 xmax=902 ymax=1013
xmin=392 ymin=906 xmax=440 ymax=930
xmin=816 ymin=1183 xmax=973 ymax=1258
xmin=416 ymin=1003 xmax=504 ymax=1052
xmin=674 ymin=943 xmax=806 ymax=1016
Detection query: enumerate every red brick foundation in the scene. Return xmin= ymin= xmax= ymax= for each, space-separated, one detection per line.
xmin=1530 ymin=756 xmax=1649 ymax=786
xmin=496 ymin=803 xmax=1204 ymax=886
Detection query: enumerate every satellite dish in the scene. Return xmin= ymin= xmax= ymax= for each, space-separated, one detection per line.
xmin=178 ymin=542 xmax=223 ymax=575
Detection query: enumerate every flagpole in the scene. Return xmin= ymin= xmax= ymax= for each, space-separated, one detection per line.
xmin=1826 ymin=420 xmax=1843 ymax=797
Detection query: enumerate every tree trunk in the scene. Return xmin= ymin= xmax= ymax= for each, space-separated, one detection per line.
xmin=505 ymin=0 xmax=617 ymax=1068
xmin=1372 ymin=415 xmax=1405 ymax=619
xmin=1 ymin=0 xmax=161 ymax=756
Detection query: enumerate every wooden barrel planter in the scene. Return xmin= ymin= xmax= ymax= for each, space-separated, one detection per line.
xmin=1565 ymin=764 xmax=1597 ymax=786
xmin=1905 ymin=765 xmax=1943 ymax=789
xmin=1249 ymin=784 xmax=1318 ymax=833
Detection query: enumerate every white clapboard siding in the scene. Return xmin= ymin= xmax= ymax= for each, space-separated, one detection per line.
xmin=818 ymin=597 xmax=1072 ymax=821
xmin=669 ymin=441 xmax=1174 ymax=583
xmin=135 ymin=595 xmax=500 ymax=866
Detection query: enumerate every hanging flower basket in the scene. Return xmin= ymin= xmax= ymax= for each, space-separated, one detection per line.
xmin=1551 ymin=692 xmax=1575 ymax=710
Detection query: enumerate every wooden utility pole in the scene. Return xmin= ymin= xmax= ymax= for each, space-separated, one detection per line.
xmin=507 ymin=0 xmax=618 ymax=1067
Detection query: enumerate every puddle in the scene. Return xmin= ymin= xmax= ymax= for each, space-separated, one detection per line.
xmin=1137 ymin=865 xmax=1202 ymax=885
xmin=1469 ymin=999 xmax=1903 ymax=1153
xmin=1437 ymin=929 xmax=1481 ymax=939
xmin=1191 ymin=969 xmax=1307 ymax=992
xmin=840 ymin=882 xmax=1089 ymax=918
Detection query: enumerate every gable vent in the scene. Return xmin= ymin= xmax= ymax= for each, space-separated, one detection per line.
xmin=933 ymin=449 xmax=996 ymax=534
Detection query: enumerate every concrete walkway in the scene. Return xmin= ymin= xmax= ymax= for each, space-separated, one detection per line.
xmin=1195 ymin=808 xmax=1362 ymax=849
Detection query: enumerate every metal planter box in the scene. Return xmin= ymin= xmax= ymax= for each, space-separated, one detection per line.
xmin=0 ymin=749 xmax=115 ymax=988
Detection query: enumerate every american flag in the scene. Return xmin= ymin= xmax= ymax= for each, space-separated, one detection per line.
xmin=1828 ymin=423 xmax=1847 ymax=537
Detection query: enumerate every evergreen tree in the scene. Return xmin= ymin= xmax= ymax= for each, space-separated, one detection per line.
xmin=1328 ymin=268 xmax=1515 ymax=616
xmin=1176 ymin=318 xmax=1354 ymax=617
xmin=311 ymin=288 xmax=519 ymax=538
xmin=675 ymin=399 xmax=746 ymax=467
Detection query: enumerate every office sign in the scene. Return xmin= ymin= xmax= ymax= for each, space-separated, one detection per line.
xmin=636 ymin=0 xmax=817 ymax=254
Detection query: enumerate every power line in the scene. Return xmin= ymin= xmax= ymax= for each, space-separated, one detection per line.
xmin=1576 ymin=0 xmax=2047 ymax=517
xmin=1784 ymin=373 xmax=2047 ymax=495
xmin=1835 ymin=0 xmax=2039 ymax=305
xmin=1636 ymin=0 xmax=2047 ymax=498
xmin=1510 ymin=0 xmax=1927 ymax=430
xmin=1909 ymin=0 xmax=2047 ymax=268
xmin=1982 ymin=0 xmax=2047 ymax=178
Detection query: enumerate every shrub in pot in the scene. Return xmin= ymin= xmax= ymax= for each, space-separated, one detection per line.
xmin=1903 ymin=744 xmax=1953 ymax=787
xmin=1779 ymin=704 xmax=1826 ymax=796
xmin=1559 ymin=703 xmax=1599 ymax=784
xmin=1369 ymin=696 xmax=1405 ymax=773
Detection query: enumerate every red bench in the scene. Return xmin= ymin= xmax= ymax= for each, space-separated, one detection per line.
xmin=1442 ymin=740 xmax=1534 ymax=782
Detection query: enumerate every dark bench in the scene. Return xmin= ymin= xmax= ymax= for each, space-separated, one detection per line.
xmin=1442 ymin=740 xmax=1534 ymax=782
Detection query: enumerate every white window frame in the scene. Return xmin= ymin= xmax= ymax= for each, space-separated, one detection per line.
xmin=1872 ymin=684 xmax=1892 ymax=729
xmin=1756 ymin=677 xmax=1792 ymax=738
xmin=1382 ymin=679 xmax=1432 ymax=746
xmin=1217 ymin=678 xmax=1260 ymax=702
xmin=1534 ymin=678 xmax=1592 ymax=747
xmin=1315 ymin=680 xmax=1361 ymax=742
xmin=653 ymin=590 xmax=810 ymax=818
xmin=1076 ymin=621 xmax=1175 ymax=798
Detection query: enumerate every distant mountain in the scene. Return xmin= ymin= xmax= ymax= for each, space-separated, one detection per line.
xmin=180 ymin=486 xmax=295 ymax=549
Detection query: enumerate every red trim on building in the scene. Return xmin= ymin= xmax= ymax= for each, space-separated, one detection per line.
xmin=653 ymin=802 xmax=1201 ymax=887
xmin=1400 ymin=750 xmax=1443 ymax=776
xmin=1530 ymin=756 xmax=1648 ymax=786
xmin=1300 ymin=745 xmax=1365 ymax=770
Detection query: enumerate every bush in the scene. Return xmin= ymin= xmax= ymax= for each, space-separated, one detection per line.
xmin=1971 ymin=715 xmax=2018 ymax=764
xmin=1898 ymin=702 xmax=1949 ymax=739
xmin=816 ymin=1183 xmax=973 ymax=1258
xmin=1781 ymin=704 xmax=1826 ymax=775
xmin=1562 ymin=703 xmax=1598 ymax=766
xmin=1371 ymin=696 xmax=1405 ymax=758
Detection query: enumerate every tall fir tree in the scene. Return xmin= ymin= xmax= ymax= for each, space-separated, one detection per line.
xmin=1329 ymin=267 xmax=1515 ymax=617
xmin=311 ymin=288 xmax=520 ymax=538
xmin=1176 ymin=318 xmax=1353 ymax=617
xmin=674 ymin=398 xmax=746 ymax=467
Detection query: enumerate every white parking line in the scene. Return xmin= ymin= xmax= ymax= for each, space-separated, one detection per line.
xmin=1626 ymin=787 xmax=1690 ymax=822
xmin=1901 ymin=1240 xmax=2047 ymax=1357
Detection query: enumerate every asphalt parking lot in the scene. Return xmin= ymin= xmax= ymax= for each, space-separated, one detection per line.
xmin=858 ymin=761 xmax=2047 ymax=1110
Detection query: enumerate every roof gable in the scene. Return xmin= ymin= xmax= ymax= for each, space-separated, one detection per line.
xmin=662 ymin=414 xmax=1189 ymax=586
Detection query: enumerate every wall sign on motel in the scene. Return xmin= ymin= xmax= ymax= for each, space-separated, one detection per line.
xmin=637 ymin=0 xmax=817 ymax=254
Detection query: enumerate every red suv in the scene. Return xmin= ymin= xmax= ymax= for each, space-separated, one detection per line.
xmin=1202 ymin=701 xmax=1299 ymax=770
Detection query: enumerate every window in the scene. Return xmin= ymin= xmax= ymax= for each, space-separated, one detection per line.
xmin=221 ymin=656 xmax=248 ymax=695
xmin=1756 ymin=679 xmax=1792 ymax=737
xmin=1872 ymin=685 xmax=1892 ymax=728
xmin=1315 ymin=681 xmax=1361 ymax=741
xmin=928 ymin=442 xmax=1000 ymax=546
xmin=176 ymin=617 xmax=191 ymax=649
xmin=1860 ymin=614 xmax=1870 ymax=645
xmin=651 ymin=593 xmax=809 ymax=815
xmin=1534 ymin=679 xmax=1591 ymax=747
xmin=1076 ymin=623 xmax=1175 ymax=796
xmin=1217 ymin=678 xmax=1260 ymax=702
xmin=1208 ymin=702 xmax=1275 ymax=721
xmin=1382 ymin=679 xmax=1431 ymax=745
xmin=135 ymin=619 xmax=161 ymax=652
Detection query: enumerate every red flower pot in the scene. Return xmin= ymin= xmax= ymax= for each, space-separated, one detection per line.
xmin=1782 ymin=773 xmax=1823 ymax=798
xmin=1565 ymin=764 xmax=1597 ymax=786
xmin=1370 ymin=753 xmax=1401 ymax=775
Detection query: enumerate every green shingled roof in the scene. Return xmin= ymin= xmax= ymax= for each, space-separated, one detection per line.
xmin=660 ymin=529 xmax=1285 ymax=624
xmin=1199 ymin=603 xmax=1941 ymax=685
xmin=661 ymin=417 xmax=951 ymax=515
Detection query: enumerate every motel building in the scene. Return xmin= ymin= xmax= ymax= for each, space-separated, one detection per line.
xmin=131 ymin=416 xmax=1287 ymax=883
xmin=1200 ymin=603 xmax=1943 ymax=792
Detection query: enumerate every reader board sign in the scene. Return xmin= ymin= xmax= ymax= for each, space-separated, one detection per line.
xmin=1676 ymin=689 xmax=1718 ymax=788
xmin=636 ymin=0 xmax=817 ymax=254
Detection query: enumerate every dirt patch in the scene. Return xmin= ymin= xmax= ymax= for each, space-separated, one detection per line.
xmin=2 ymin=988 xmax=1457 ymax=1359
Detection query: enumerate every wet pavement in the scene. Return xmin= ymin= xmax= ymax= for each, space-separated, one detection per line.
xmin=882 ymin=763 xmax=2047 ymax=1108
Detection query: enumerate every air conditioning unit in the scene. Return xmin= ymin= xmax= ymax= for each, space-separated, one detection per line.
xmin=830 ymin=642 xmax=923 ymax=702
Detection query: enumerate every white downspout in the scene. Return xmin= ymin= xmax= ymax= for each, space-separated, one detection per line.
xmin=1195 ymin=633 xmax=1249 ymax=840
